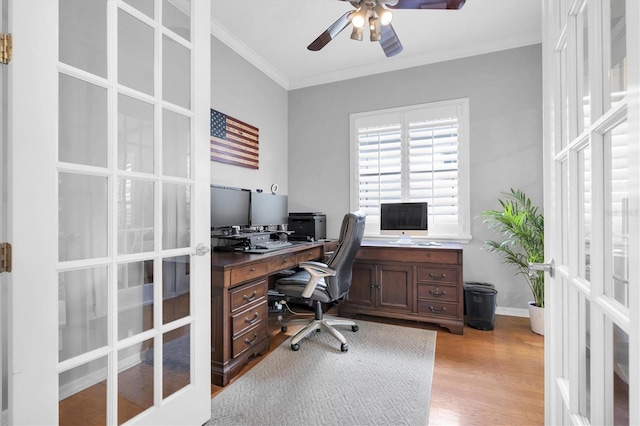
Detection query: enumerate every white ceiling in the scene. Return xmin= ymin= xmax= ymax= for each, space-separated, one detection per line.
xmin=210 ymin=0 xmax=542 ymax=90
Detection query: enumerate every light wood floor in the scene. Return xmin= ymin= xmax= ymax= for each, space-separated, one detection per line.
xmin=212 ymin=307 xmax=545 ymax=425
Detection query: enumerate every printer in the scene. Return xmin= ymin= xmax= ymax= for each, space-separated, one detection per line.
xmin=287 ymin=212 xmax=326 ymax=241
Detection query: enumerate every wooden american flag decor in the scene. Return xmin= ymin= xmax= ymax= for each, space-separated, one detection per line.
xmin=210 ymin=109 xmax=259 ymax=169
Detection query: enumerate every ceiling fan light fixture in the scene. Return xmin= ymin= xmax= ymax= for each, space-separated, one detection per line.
xmin=374 ymin=4 xmax=393 ymax=25
xmin=351 ymin=7 xmax=367 ymax=29
xmin=350 ymin=25 xmax=364 ymax=41
xmin=369 ymin=16 xmax=381 ymax=41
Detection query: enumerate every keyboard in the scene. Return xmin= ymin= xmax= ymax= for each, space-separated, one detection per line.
xmin=245 ymin=240 xmax=293 ymax=253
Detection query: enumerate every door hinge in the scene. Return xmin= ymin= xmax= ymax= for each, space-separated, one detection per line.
xmin=1 ymin=242 xmax=12 ymax=273
xmin=1 ymin=33 xmax=12 ymax=65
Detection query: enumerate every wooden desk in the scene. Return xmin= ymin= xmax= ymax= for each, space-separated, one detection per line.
xmin=210 ymin=241 xmax=335 ymax=386
xmin=339 ymin=241 xmax=464 ymax=334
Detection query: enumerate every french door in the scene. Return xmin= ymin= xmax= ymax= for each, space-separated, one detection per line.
xmin=7 ymin=0 xmax=211 ymax=424
xmin=543 ymin=0 xmax=639 ymax=424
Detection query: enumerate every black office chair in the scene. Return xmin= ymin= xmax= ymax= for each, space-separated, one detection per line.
xmin=276 ymin=210 xmax=366 ymax=352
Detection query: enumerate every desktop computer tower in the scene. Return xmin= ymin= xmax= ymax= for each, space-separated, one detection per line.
xmin=287 ymin=213 xmax=326 ymax=241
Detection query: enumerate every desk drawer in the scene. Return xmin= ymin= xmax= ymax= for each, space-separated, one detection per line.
xmin=232 ymin=320 xmax=268 ymax=359
xmin=418 ymin=283 xmax=458 ymax=302
xmin=230 ymin=279 xmax=267 ymax=313
xmin=231 ymin=262 xmax=269 ymax=285
xmin=296 ymin=247 xmax=322 ymax=263
xmin=417 ymin=267 xmax=458 ymax=284
xmin=417 ymin=300 xmax=458 ymax=318
xmin=231 ymin=301 xmax=267 ymax=338
xmin=269 ymin=253 xmax=297 ymax=272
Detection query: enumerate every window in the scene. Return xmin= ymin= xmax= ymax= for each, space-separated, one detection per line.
xmin=350 ymin=98 xmax=470 ymax=240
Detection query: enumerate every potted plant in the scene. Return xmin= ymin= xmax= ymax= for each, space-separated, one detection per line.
xmin=480 ymin=189 xmax=545 ymax=335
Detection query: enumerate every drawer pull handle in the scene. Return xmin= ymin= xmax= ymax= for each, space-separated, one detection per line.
xmin=428 ymin=272 xmax=446 ymax=280
xmin=244 ymin=333 xmax=259 ymax=345
xmin=429 ymin=306 xmax=447 ymax=314
xmin=250 ymin=267 xmax=256 ymax=272
xmin=244 ymin=312 xmax=259 ymax=324
xmin=243 ymin=291 xmax=257 ymax=303
xmin=429 ymin=286 xmax=447 ymax=297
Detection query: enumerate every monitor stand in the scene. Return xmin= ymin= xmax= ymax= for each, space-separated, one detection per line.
xmin=393 ymin=235 xmax=414 ymax=245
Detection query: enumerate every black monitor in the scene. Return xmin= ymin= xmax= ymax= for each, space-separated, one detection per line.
xmin=380 ymin=202 xmax=428 ymax=244
xmin=250 ymin=192 xmax=288 ymax=227
xmin=210 ymin=185 xmax=251 ymax=229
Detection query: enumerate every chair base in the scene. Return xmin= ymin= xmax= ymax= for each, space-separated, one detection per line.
xmin=281 ymin=301 xmax=358 ymax=351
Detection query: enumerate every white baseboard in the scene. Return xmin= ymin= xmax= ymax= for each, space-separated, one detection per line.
xmin=59 ymin=352 xmax=143 ymax=400
xmin=495 ymin=306 xmax=529 ymax=318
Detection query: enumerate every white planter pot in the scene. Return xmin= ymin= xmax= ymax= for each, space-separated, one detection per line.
xmin=528 ymin=301 xmax=544 ymax=335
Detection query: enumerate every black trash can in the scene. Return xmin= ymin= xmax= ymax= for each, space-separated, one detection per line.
xmin=463 ymin=282 xmax=495 ymax=315
xmin=464 ymin=285 xmax=498 ymax=330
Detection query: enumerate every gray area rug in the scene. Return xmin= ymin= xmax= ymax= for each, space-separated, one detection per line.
xmin=208 ymin=319 xmax=437 ymax=426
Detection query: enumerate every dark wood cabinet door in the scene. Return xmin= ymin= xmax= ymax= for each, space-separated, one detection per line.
xmin=346 ymin=262 xmax=376 ymax=309
xmin=378 ymin=264 xmax=413 ymax=312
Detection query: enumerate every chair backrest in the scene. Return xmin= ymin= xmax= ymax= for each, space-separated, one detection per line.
xmin=325 ymin=211 xmax=366 ymax=300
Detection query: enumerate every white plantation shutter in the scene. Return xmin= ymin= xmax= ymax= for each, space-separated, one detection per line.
xmin=351 ymin=99 xmax=470 ymax=239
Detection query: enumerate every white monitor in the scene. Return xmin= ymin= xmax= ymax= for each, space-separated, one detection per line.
xmin=380 ymin=202 xmax=428 ymax=244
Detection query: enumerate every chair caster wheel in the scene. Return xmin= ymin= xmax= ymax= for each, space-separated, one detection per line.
xmin=281 ymin=326 xmax=287 ymax=332
xmin=352 ymin=325 xmax=359 ymax=332
xmin=291 ymin=343 xmax=300 ymax=351
xmin=341 ymin=343 xmax=348 ymax=352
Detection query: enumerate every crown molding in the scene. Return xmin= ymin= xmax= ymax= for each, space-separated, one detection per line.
xmin=210 ymin=17 xmax=291 ymax=90
xmin=288 ymin=34 xmax=542 ymax=90
xmin=211 ymin=16 xmax=540 ymax=91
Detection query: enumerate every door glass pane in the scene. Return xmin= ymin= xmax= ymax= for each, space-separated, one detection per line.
xmin=59 ymin=173 xmax=108 ymax=261
xmin=162 ymin=36 xmax=191 ymax=109
xmin=58 ymin=267 xmax=108 ymax=362
xmin=118 ymin=178 xmax=154 ymax=255
xmin=560 ymin=159 xmax=569 ymax=264
xmin=118 ymin=9 xmax=154 ymax=96
xmin=608 ymin=0 xmax=626 ymax=108
xmin=163 ymin=324 xmax=191 ymax=399
xmin=118 ymin=260 xmax=154 ymax=340
xmin=118 ymin=94 xmax=154 ymax=173
xmin=605 ymin=120 xmax=629 ymax=307
xmin=577 ymin=3 xmax=590 ymax=132
xmin=612 ymin=323 xmax=629 ymax=425
xmin=580 ymin=295 xmax=591 ymax=420
xmin=163 ymin=1 xmax=190 ymax=41
xmin=162 ymin=255 xmax=190 ymax=324
xmin=59 ymin=0 xmax=107 ymax=77
xmin=162 ymin=183 xmax=190 ymax=250
xmin=578 ymin=144 xmax=591 ymax=281
xmin=559 ymin=46 xmax=569 ymax=149
xmin=118 ymin=338 xmax=154 ymax=424
xmin=162 ymin=109 xmax=190 ymax=178
xmin=59 ymin=74 xmax=108 ymax=167
xmin=123 ymin=0 xmax=154 ymax=19
xmin=59 ymin=356 xmax=108 ymax=425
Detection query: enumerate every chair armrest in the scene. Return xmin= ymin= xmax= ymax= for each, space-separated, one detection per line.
xmin=298 ymin=261 xmax=337 ymax=298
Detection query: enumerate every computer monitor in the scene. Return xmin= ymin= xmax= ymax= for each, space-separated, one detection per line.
xmin=210 ymin=185 xmax=251 ymax=229
xmin=250 ymin=192 xmax=288 ymax=228
xmin=380 ymin=202 xmax=428 ymax=244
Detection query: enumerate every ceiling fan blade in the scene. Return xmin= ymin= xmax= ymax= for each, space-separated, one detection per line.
xmin=307 ymin=11 xmax=354 ymax=51
xmin=385 ymin=0 xmax=466 ymax=10
xmin=379 ymin=24 xmax=403 ymax=57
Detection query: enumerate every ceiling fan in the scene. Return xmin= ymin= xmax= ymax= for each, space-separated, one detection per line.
xmin=308 ymin=0 xmax=467 ymax=57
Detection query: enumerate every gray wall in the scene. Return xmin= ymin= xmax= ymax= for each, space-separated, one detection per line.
xmin=210 ymin=36 xmax=289 ymax=194
xmin=287 ymin=45 xmax=543 ymax=312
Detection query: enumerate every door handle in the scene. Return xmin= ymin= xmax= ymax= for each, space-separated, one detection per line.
xmin=529 ymin=259 xmax=555 ymax=278
xmin=195 ymin=243 xmax=210 ymax=256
